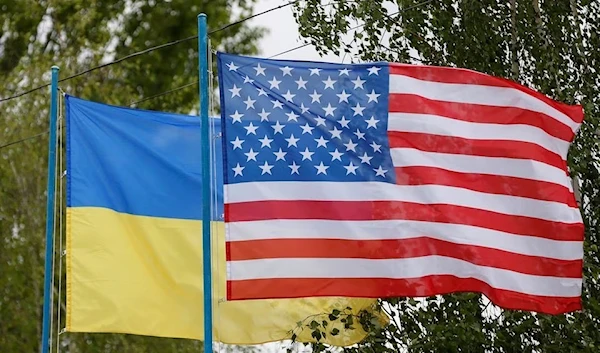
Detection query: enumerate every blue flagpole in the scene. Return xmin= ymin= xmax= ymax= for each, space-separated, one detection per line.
xmin=41 ymin=65 xmax=60 ymax=353
xmin=198 ymin=14 xmax=213 ymax=353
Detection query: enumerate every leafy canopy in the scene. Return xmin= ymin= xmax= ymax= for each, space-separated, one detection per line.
xmin=0 ymin=1 xmax=264 ymax=352
xmin=291 ymin=0 xmax=600 ymax=352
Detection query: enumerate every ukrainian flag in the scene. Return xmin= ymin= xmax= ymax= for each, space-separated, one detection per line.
xmin=65 ymin=95 xmax=386 ymax=345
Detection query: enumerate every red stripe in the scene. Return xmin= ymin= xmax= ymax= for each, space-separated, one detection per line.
xmin=224 ymin=201 xmax=584 ymax=241
xmin=227 ymin=277 xmax=581 ymax=315
xmin=394 ymin=166 xmax=578 ymax=207
xmin=389 ymin=64 xmax=584 ymax=125
xmin=388 ymin=93 xmax=575 ymax=143
xmin=388 ymin=131 xmax=566 ymax=170
xmin=227 ymin=238 xmax=582 ymax=278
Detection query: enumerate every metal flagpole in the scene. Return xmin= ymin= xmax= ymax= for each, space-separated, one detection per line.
xmin=198 ymin=13 xmax=214 ymax=353
xmin=41 ymin=65 xmax=60 ymax=353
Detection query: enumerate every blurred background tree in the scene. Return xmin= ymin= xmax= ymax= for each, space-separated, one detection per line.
xmin=0 ymin=1 xmax=264 ymax=352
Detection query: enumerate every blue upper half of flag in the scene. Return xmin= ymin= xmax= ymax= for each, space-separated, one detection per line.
xmin=66 ymin=95 xmax=223 ymax=220
xmin=217 ymin=52 xmax=396 ymax=186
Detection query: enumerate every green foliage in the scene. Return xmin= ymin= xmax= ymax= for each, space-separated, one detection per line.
xmin=286 ymin=306 xmax=383 ymax=353
xmin=287 ymin=307 xmax=353 ymax=347
xmin=0 ymin=1 xmax=264 ymax=352
xmin=292 ymin=0 xmax=600 ymax=352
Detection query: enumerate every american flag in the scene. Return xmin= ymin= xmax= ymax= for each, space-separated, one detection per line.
xmin=216 ymin=52 xmax=585 ymax=315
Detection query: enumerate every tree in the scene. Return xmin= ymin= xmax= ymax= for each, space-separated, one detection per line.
xmin=290 ymin=0 xmax=600 ymax=351
xmin=0 ymin=1 xmax=264 ymax=352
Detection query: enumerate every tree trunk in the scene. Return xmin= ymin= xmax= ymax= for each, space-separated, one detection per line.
xmin=510 ymin=0 xmax=519 ymax=80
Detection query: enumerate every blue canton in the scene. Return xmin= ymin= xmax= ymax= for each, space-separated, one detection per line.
xmin=217 ymin=52 xmax=395 ymax=185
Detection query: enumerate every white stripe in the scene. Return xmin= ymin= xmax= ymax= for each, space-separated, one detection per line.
xmin=226 ymin=219 xmax=583 ymax=260
xmin=227 ymin=256 xmax=582 ymax=297
xmin=388 ymin=112 xmax=571 ymax=160
xmin=389 ymin=74 xmax=580 ymax=133
xmin=391 ymin=148 xmax=573 ymax=191
xmin=224 ymin=182 xmax=582 ymax=223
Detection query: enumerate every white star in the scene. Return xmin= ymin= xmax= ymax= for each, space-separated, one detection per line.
xmin=309 ymin=90 xmax=322 ymax=103
xmin=272 ymin=100 xmax=283 ymax=109
xmin=354 ymin=129 xmax=365 ymax=140
xmin=254 ymin=63 xmax=266 ymax=76
xmin=258 ymin=109 xmax=270 ymax=121
xmin=257 ymin=87 xmax=267 ymax=96
xmin=243 ymin=75 xmax=254 ymax=84
xmin=344 ymin=162 xmax=359 ymax=175
xmin=329 ymin=149 xmax=343 ymax=161
xmin=336 ymin=90 xmax=350 ymax=103
xmin=301 ymin=123 xmax=314 ymax=135
xmin=314 ymin=136 xmax=328 ymax=148
xmin=286 ymin=134 xmax=300 ymax=147
xmin=227 ymin=62 xmax=239 ymax=71
xmin=344 ymin=139 xmax=358 ymax=152
xmin=230 ymin=110 xmax=243 ymax=123
xmin=228 ymin=85 xmax=241 ymax=98
xmin=232 ymin=163 xmax=244 ymax=176
xmin=244 ymin=122 xmax=258 ymax=135
xmin=339 ymin=68 xmax=351 ymax=76
xmin=322 ymin=103 xmax=336 ymax=117
xmin=268 ymin=77 xmax=281 ymax=89
xmin=300 ymin=147 xmax=315 ymax=161
xmin=338 ymin=116 xmax=350 ymax=128
xmin=259 ymin=135 xmax=273 ymax=148
xmin=289 ymin=161 xmax=300 ymax=175
xmin=230 ymin=136 xmax=244 ymax=149
xmin=244 ymin=148 xmax=258 ymax=161
xmin=366 ymin=90 xmax=380 ymax=103
xmin=351 ymin=76 xmax=366 ymax=89
xmin=286 ymin=111 xmax=299 ymax=122
xmin=259 ymin=161 xmax=274 ymax=175
xmin=359 ymin=152 xmax=373 ymax=164
xmin=367 ymin=66 xmax=381 ymax=75
xmin=366 ymin=116 xmax=379 ymax=128
xmin=282 ymin=90 xmax=296 ymax=102
xmin=370 ymin=141 xmax=382 ymax=152
xmin=309 ymin=68 xmax=321 ymax=76
xmin=280 ymin=66 xmax=293 ymax=76
xmin=314 ymin=116 xmax=327 ymax=126
xmin=273 ymin=148 xmax=287 ymax=161
xmin=315 ymin=162 xmax=329 ymax=175
xmin=329 ymin=126 xmax=342 ymax=139
xmin=295 ymin=76 xmax=308 ymax=89
xmin=374 ymin=166 xmax=388 ymax=177
xmin=322 ymin=76 xmax=336 ymax=89
xmin=272 ymin=121 xmax=285 ymax=134
xmin=243 ymin=96 xmax=256 ymax=109
xmin=300 ymin=103 xmax=310 ymax=114
xmin=351 ymin=103 xmax=365 ymax=116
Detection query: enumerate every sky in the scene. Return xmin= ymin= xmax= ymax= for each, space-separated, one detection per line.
xmin=249 ymin=0 xmax=345 ymax=63
xmin=248 ymin=0 xmax=416 ymax=64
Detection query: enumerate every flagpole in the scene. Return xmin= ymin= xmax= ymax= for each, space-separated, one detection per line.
xmin=198 ymin=13 xmax=214 ymax=353
xmin=40 ymin=65 xmax=60 ymax=353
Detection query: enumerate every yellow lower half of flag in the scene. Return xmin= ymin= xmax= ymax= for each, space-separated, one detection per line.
xmin=66 ymin=207 xmax=387 ymax=346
